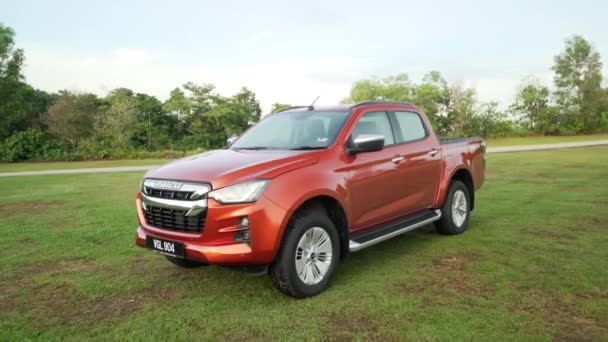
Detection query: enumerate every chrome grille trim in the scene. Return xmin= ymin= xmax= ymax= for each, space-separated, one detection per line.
xmin=141 ymin=194 xmax=208 ymax=216
xmin=143 ymin=178 xmax=211 ymax=200
xmin=141 ymin=178 xmax=211 ymax=232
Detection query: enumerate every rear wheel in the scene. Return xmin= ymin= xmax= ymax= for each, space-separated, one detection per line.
xmin=270 ymin=207 xmax=340 ymax=298
xmin=164 ymin=255 xmax=206 ymax=268
xmin=435 ymin=180 xmax=471 ymax=235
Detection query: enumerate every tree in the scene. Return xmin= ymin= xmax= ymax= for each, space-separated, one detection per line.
xmin=164 ymin=82 xmax=263 ymax=149
xmin=469 ymin=102 xmax=512 ymax=138
xmin=42 ymin=91 xmax=100 ymax=150
xmin=511 ymin=80 xmax=551 ymax=134
xmin=133 ymin=93 xmax=177 ymax=150
xmin=412 ymin=71 xmax=450 ymax=129
xmin=101 ymin=88 xmax=138 ymax=149
xmin=1 ymin=24 xmax=27 ymax=139
xmin=0 ymin=24 xmax=55 ymax=140
xmin=342 ymin=73 xmax=414 ymax=103
xmin=270 ymin=103 xmax=292 ymax=113
xmin=552 ymin=35 xmax=604 ymax=133
xmin=443 ymin=83 xmax=477 ymax=136
xmin=0 ymin=24 xmax=23 ymax=83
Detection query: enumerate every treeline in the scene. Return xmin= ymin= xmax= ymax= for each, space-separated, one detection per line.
xmin=1 ymin=22 xmax=607 ymax=162
xmin=343 ymin=35 xmax=608 ymax=138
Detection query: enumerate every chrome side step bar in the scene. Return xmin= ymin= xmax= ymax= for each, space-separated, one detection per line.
xmin=349 ymin=209 xmax=442 ymax=252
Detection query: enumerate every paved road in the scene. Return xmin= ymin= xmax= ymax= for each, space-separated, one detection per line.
xmin=1 ymin=140 xmax=607 ymax=177
xmin=486 ymin=140 xmax=608 ymax=153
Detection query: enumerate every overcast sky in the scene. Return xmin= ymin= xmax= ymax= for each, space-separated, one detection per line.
xmin=3 ymin=0 xmax=608 ymax=112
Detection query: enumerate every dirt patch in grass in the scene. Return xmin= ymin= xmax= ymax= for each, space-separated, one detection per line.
xmin=217 ymin=328 xmax=269 ymax=341
xmin=512 ymin=285 xmax=608 ymax=340
xmin=323 ymin=314 xmax=388 ymax=341
xmin=2 ymin=281 xmax=178 ymax=327
xmin=522 ymin=228 xmax=577 ymax=241
xmin=567 ymin=216 xmax=607 ymax=232
xmin=391 ymin=252 xmax=492 ymax=304
xmin=0 ymin=258 xmax=178 ymax=328
xmin=0 ymin=200 xmax=64 ymax=217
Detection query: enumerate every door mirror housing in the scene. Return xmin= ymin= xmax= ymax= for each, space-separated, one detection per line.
xmin=347 ymin=134 xmax=385 ymax=154
xmin=226 ymin=135 xmax=238 ymax=145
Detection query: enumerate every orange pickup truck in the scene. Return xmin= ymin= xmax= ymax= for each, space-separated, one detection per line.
xmin=135 ymin=101 xmax=485 ymax=297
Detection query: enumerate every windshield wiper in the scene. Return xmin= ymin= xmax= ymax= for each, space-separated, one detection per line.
xmin=234 ymin=146 xmax=274 ymax=150
xmin=289 ymin=146 xmax=326 ymax=150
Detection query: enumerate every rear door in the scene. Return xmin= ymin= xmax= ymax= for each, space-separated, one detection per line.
xmin=388 ymin=110 xmax=442 ymax=214
xmin=346 ymin=111 xmax=414 ymax=230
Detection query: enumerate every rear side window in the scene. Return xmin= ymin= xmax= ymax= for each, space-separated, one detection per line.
xmin=394 ymin=111 xmax=427 ymax=142
xmin=352 ymin=112 xmax=395 ymax=145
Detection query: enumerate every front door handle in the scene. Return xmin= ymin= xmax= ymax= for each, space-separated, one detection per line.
xmin=428 ymin=149 xmax=439 ymax=157
xmin=391 ymin=156 xmax=405 ymax=164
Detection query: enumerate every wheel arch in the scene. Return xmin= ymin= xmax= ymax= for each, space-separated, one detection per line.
xmin=450 ymin=168 xmax=475 ymax=211
xmin=279 ymin=194 xmax=350 ymax=260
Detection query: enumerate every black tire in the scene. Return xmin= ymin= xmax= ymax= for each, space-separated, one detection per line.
xmin=269 ymin=206 xmax=340 ymax=298
xmin=164 ymin=255 xmax=206 ymax=268
xmin=435 ymin=180 xmax=471 ymax=235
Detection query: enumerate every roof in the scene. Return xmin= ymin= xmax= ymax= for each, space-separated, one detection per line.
xmin=276 ymin=101 xmax=415 ymax=113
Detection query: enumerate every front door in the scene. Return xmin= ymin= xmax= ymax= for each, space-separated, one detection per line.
xmin=345 ymin=111 xmax=411 ymax=230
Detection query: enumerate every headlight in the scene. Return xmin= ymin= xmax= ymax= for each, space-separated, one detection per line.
xmin=207 ymin=180 xmax=269 ymax=204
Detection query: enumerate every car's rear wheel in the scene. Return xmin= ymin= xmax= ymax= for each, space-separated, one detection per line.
xmin=435 ymin=180 xmax=471 ymax=235
xmin=164 ymin=255 xmax=206 ymax=268
xmin=270 ymin=207 xmax=340 ymax=298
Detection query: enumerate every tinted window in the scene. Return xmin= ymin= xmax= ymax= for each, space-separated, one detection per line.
xmin=394 ymin=111 xmax=426 ymax=142
xmin=352 ymin=112 xmax=395 ymax=145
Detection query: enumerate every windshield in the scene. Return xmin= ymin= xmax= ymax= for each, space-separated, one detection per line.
xmin=230 ymin=111 xmax=350 ymax=150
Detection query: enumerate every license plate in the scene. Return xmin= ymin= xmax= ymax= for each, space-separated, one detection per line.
xmin=146 ymin=237 xmax=185 ymax=258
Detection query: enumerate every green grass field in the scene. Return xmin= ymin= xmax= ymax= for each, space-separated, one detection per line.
xmin=0 ymin=159 xmax=170 ymax=173
xmin=485 ymin=133 xmax=608 ymax=147
xmin=1 ymin=147 xmax=607 ymax=340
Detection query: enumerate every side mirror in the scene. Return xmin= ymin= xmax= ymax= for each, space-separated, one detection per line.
xmin=347 ymin=134 xmax=385 ymax=154
xmin=226 ymin=135 xmax=238 ymax=145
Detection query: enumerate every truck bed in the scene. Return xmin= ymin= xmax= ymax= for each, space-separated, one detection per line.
xmin=439 ymin=137 xmax=482 ymax=145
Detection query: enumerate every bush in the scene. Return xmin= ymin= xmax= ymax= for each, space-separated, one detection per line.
xmin=0 ymin=129 xmax=65 ymax=162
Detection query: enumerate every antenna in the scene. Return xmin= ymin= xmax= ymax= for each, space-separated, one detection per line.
xmin=308 ymin=96 xmax=320 ymax=110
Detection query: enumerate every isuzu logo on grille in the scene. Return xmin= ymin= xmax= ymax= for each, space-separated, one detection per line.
xmin=148 ymin=180 xmax=183 ymax=190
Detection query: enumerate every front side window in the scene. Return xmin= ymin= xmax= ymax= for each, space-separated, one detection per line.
xmin=351 ymin=111 xmax=395 ymax=145
xmin=230 ymin=111 xmax=350 ymax=150
xmin=394 ymin=111 xmax=427 ymax=142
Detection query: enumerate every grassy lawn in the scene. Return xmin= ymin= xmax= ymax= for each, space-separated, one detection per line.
xmin=0 ymin=147 xmax=607 ymax=340
xmin=0 ymin=159 xmax=170 ymax=173
xmin=486 ymin=133 xmax=608 ymax=147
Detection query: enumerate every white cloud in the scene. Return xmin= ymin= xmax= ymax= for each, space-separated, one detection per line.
xmin=249 ymin=31 xmax=274 ymax=42
xmin=21 ymin=45 xmax=559 ymax=113
xmin=21 ymin=45 xmax=366 ymax=112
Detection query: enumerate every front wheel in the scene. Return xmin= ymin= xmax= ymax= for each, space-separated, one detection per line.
xmin=270 ymin=207 xmax=340 ymax=298
xmin=435 ymin=180 xmax=471 ymax=235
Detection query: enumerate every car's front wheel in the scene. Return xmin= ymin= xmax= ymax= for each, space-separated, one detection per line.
xmin=270 ymin=207 xmax=340 ymax=298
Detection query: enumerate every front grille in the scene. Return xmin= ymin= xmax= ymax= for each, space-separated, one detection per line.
xmin=146 ymin=188 xmax=195 ymax=201
xmin=143 ymin=206 xmax=206 ymax=233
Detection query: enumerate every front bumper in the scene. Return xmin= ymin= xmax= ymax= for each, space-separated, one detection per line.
xmin=135 ymin=193 xmax=287 ymax=265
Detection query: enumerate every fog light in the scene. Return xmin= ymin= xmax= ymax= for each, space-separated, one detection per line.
xmin=234 ymin=216 xmax=251 ymax=244
xmin=234 ymin=229 xmax=250 ymax=243
xmin=239 ymin=217 xmax=250 ymax=227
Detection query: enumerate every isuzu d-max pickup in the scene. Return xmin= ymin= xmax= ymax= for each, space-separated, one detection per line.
xmin=135 ymin=101 xmax=485 ymax=298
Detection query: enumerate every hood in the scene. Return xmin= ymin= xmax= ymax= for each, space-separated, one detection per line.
xmin=145 ymin=149 xmax=319 ymax=189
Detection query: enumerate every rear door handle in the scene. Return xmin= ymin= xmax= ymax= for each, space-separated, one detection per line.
xmin=428 ymin=149 xmax=439 ymax=157
xmin=391 ymin=156 xmax=405 ymax=164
